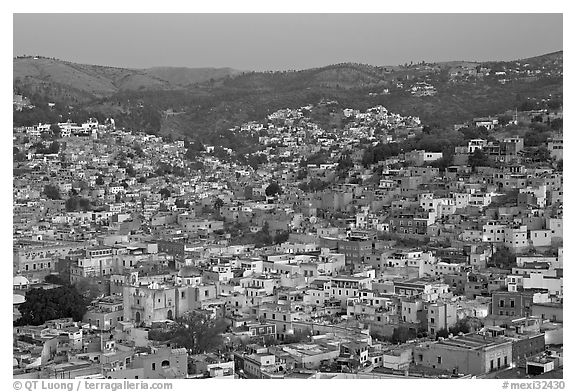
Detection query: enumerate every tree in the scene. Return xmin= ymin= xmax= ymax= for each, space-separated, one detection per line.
xmin=133 ymin=144 xmax=144 ymax=157
xmin=66 ymin=197 xmax=91 ymax=212
xmin=498 ymin=115 xmax=513 ymax=126
xmin=43 ymin=184 xmax=61 ymax=200
xmin=50 ymin=124 xmax=61 ymax=139
xmin=185 ymin=140 xmax=205 ymax=161
xmin=468 ymin=148 xmax=490 ymax=171
xmin=547 ymin=99 xmax=562 ymax=111
xmin=15 ymin=285 xmax=88 ymax=326
xmin=519 ymin=100 xmax=536 ymax=112
xmin=429 ymin=155 xmax=453 ymax=172
xmin=75 ymin=278 xmax=103 ymax=301
xmin=78 ymin=198 xmax=91 ymax=211
xmin=534 ymin=145 xmax=551 ymax=162
xmin=13 ymin=147 xmax=27 ymax=162
xmin=148 ymin=313 xmax=229 ymax=354
xmin=283 ymin=329 xmax=311 ymax=344
xmin=550 ymin=118 xmax=563 ymax=131
xmin=491 ymin=246 xmax=516 ymax=269
xmin=213 ymin=197 xmax=224 ymax=211
xmin=459 ymin=126 xmax=489 ymax=141
xmin=449 ymin=317 xmax=478 ymax=335
xmin=175 ymin=199 xmax=189 ymax=209
xmin=159 ymin=188 xmax=171 ymax=199
xmin=490 ymin=189 xmax=519 ymax=206
xmin=125 ymin=164 xmax=136 ymax=177
xmin=337 ymin=153 xmax=353 ymax=173
xmin=556 ymin=159 xmax=563 ymax=172
xmin=273 ymin=230 xmax=290 ymax=244
xmin=44 ymin=274 xmax=67 ymax=285
xmin=48 ymin=141 xmax=60 ymax=154
xmin=65 ymin=197 xmax=79 ymax=212
xmin=391 ymin=326 xmax=416 ymax=344
xmin=435 ymin=328 xmax=450 ymax=340
xmin=525 ymin=121 xmax=551 ymax=141
xmin=265 ymin=182 xmax=282 ymax=197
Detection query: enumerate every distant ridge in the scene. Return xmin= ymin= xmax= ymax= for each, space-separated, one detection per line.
xmin=13 ymin=51 xmax=562 ymax=138
xmin=146 ymin=66 xmax=241 ymax=87
xmin=13 ymin=56 xmax=240 ymax=103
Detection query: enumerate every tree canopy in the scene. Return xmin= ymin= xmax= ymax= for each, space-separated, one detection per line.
xmin=468 ymin=148 xmax=491 ymax=171
xmin=43 ymin=184 xmax=61 ymax=200
xmin=265 ymin=181 xmax=282 ymax=197
xmin=159 ymin=187 xmax=171 ymax=199
xmin=148 ymin=313 xmax=228 ymax=354
xmin=16 ymin=285 xmax=88 ymax=326
xmin=65 ymin=196 xmax=91 ymax=212
xmin=490 ymin=246 xmax=517 ymax=269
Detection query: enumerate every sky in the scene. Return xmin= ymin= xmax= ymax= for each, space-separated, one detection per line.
xmin=13 ymin=13 xmax=563 ymax=71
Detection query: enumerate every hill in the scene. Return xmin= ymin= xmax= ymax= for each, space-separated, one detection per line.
xmin=13 ymin=56 xmax=240 ymax=104
xmin=145 ymin=66 xmax=240 ymax=87
xmin=13 ymin=57 xmax=175 ymax=104
xmin=13 ymin=52 xmax=563 ymax=140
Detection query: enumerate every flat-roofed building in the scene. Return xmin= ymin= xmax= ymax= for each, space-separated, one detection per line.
xmin=413 ymin=332 xmax=513 ymax=375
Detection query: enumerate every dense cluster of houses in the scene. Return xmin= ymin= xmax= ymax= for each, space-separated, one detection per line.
xmin=13 ymin=101 xmax=563 ymax=379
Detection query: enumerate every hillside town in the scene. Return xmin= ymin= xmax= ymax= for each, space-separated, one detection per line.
xmin=13 ymin=98 xmax=563 ymax=380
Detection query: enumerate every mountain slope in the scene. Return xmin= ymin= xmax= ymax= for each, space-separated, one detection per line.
xmin=144 ymin=66 xmax=240 ymax=87
xmin=13 ymin=52 xmax=562 ymax=138
xmin=13 ymin=57 xmax=240 ymax=104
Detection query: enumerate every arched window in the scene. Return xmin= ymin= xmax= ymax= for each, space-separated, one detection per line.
xmin=161 ymin=360 xmax=170 ymax=368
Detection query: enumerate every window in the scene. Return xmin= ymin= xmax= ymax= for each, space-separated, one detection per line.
xmin=152 ymin=363 xmax=156 ymax=371
xmin=490 ymin=360 xmax=494 ymax=370
xmin=499 ymin=300 xmax=505 ymax=307
xmin=437 ymin=356 xmax=442 ymax=364
xmin=510 ymin=300 xmax=515 ymax=308
xmin=430 ymin=318 xmax=435 ymax=324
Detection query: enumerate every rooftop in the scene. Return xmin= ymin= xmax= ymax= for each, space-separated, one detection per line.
xmin=433 ymin=333 xmax=510 ymax=350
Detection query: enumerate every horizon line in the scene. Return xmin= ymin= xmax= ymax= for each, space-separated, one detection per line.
xmin=13 ymin=49 xmax=563 ymax=72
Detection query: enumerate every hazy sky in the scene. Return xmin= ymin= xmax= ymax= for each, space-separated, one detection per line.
xmin=13 ymin=13 xmax=563 ymax=71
